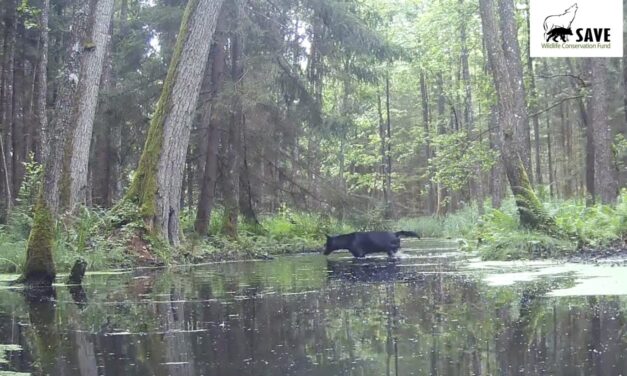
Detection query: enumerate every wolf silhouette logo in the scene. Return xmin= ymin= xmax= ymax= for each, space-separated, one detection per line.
xmin=543 ymin=3 xmax=578 ymax=42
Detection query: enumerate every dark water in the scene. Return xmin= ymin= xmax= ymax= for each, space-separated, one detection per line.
xmin=0 ymin=240 xmax=626 ymax=376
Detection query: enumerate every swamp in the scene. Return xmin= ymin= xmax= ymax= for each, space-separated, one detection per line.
xmin=0 ymin=0 xmax=626 ymax=374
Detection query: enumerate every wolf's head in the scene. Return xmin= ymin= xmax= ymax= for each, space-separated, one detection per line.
xmin=323 ymin=235 xmax=334 ymax=255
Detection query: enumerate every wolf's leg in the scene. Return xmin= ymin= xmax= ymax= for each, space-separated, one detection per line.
xmin=350 ymin=248 xmax=365 ymax=258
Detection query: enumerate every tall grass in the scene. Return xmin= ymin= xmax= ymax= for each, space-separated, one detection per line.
xmin=393 ymin=204 xmax=480 ymax=238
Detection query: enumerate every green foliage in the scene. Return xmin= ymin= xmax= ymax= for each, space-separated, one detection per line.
xmin=394 ymin=204 xmax=480 ymax=238
xmin=17 ymin=0 xmax=41 ymax=29
xmin=549 ymin=189 xmax=627 ymax=246
xmin=184 ymin=206 xmax=356 ymax=258
xmin=473 ymin=191 xmax=627 ymax=260
xmin=430 ymin=132 xmax=498 ymax=191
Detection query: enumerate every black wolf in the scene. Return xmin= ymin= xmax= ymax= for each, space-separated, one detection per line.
xmin=323 ymin=231 xmax=420 ymax=258
xmin=546 ymin=27 xmax=573 ymax=42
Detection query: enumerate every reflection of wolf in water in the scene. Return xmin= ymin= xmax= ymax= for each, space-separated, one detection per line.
xmin=326 ymin=259 xmax=401 ymax=283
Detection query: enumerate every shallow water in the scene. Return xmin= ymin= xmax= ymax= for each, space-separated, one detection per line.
xmin=1 ymin=240 xmax=626 ymax=375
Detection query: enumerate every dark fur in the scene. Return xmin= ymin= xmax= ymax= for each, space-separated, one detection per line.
xmin=546 ymin=27 xmax=573 ymax=42
xmin=324 ymin=231 xmax=420 ymax=258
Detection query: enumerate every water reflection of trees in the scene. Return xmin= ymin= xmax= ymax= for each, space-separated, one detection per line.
xmin=0 ymin=258 xmax=626 ymax=375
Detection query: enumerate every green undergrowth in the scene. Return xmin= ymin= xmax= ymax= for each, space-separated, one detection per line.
xmin=472 ymin=190 xmax=627 ymax=260
xmin=181 ymin=207 xmax=356 ymax=260
xmin=393 ymin=205 xmax=480 ymax=238
xmin=0 ymin=200 xmax=358 ymax=273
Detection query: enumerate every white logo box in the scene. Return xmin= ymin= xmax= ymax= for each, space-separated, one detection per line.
xmin=530 ymin=0 xmax=623 ymax=57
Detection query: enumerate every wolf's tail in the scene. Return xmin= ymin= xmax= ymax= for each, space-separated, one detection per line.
xmin=395 ymin=230 xmax=420 ymax=238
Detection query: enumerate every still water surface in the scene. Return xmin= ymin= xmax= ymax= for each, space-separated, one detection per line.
xmin=1 ymin=239 xmax=626 ymax=375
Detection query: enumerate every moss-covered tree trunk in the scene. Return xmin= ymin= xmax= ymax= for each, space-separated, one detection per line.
xmin=125 ymin=0 xmax=224 ymax=245
xmin=22 ymin=0 xmax=91 ymax=286
xmin=479 ymin=0 xmax=554 ymax=231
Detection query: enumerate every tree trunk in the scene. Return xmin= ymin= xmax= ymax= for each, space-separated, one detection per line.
xmin=1 ymin=0 xmax=17 ymax=219
xmin=239 ymin=117 xmax=259 ymax=225
xmin=109 ymin=0 xmax=127 ymax=203
xmin=419 ymin=72 xmax=435 ymax=214
xmin=528 ymin=46 xmax=542 ymax=186
xmin=12 ymin=21 xmax=26 ymax=201
xmin=41 ymin=0 xmax=91 ymax=215
xmin=589 ymin=58 xmax=618 ymax=203
xmin=35 ymin=0 xmax=50 ymax=165
xmin=566 ymin=58 xmax=594 ymax=204
xmin=92 ymin=32 xmax=114 ymax=207
xmin=435 ymin=72 xmax=448 ymax=216
xmin=221 ymin=2 xmax=244 ymax=238
xmin=125 ymin=0 xmax=224 ymax=245
xmin=497 ymin=0 xmax=531 ymax=180
xmin=67 ymin=0 xmax=115 ymax=209
xmin=194 ymin=8 xmax=228 ymax=236
xmin=384 ymin=73 xmax=394 ymax=218
xmin=489 ymin=106 xmax=503 ymax=208
xmin=460 ymin=3 xmax=484 ymax=214
xmin=22 ymin=0 xmax=92 ymax=286
xmin=479 ymin=0 xmax=554 ymax=231
xmin=546 ymin=109 xmax=554 ymax=198
xmin=194 ymin=7 xmax=228 ymax=236
xmin=377 ymin=91 xmax=389 ymax=209
xmin=195 ymin=121 xmax=220 ymax=235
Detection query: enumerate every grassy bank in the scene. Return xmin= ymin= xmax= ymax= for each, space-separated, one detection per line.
xmin=0 ymin=203 xmax=359 ymax=274
xmin=1 ymin=183 xmax=625 ymax=273
xmin=470 ymin=191 xmax=627 ymax=260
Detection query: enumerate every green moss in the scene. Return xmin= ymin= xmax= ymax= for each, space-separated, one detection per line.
xmin=22 ymin=197 xmax=56 ymax=286
xmin=124 ymin=0 xmax=200 ymax=230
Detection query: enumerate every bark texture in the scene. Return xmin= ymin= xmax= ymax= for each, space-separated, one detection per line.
xmin=22 ymin=0 xmax=92 ymax=286
xmin=35 ymin=0 xmax=50 ymax=164
xmin=194 ymin=9 xmax=228 ymax=236
xmin=68 ymin=0 xmax=115 ymax=209
xmin=1 ymin=0 xmax=17 ymax=217
xmin=221 ymin=1 xmax=244 ymax=238
xmin=42 ymin=0 xmax=91 ymax=215
xmin=125 ymin=0 xmax=224 ymax=245
xmin=479 ymin=0 xmax=554 ymax=230
xmin=497 ymin=0 xmax=531 ymax=178
xmin=589 ymin=58 xmax=618 ymax=203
